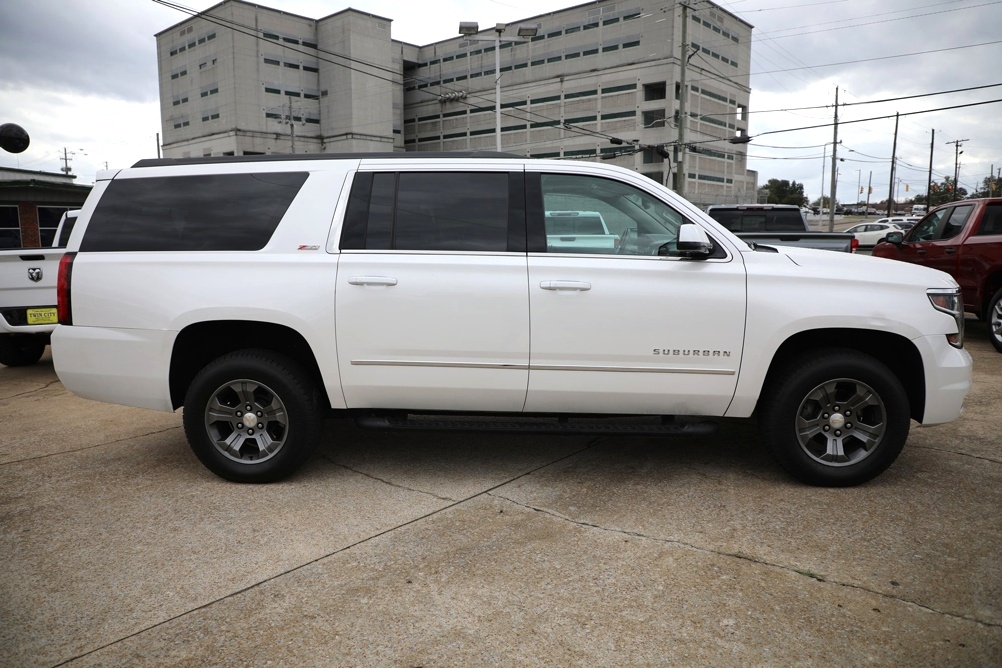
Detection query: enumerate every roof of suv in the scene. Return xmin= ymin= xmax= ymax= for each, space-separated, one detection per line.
xmin=133 ymin=151 xmax=522 ymax=168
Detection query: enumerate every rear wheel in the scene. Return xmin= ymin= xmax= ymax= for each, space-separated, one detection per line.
xmin=987 ymin=287 xmax=1002 ymax=353
xmin=0 ymin=335 xmax=46 ymax=367
xmin=183 ymin=350 xmax=323 ymax=483
xmin=760 ymin=349 xmax=910 ymax=486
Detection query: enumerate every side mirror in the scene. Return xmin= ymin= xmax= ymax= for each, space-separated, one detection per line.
xmin=884 ymin=231 xmax=904 ymax=245
xmin=667 ymin=223 xmax=714 ymax=260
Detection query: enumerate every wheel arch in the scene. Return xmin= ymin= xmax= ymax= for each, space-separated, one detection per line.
xmin=169 ymin=320 xmax=326 ymax=410
xmin=757 ymin=329 xmax=925 ymax=422
xmin=979 ymin=269 xmax=1002 ymax=319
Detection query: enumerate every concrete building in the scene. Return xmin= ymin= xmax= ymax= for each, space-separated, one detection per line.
xmin=156 ymin=0 xmax=757 ymax=206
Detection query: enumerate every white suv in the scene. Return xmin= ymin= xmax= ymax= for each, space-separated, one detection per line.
xmin=52 ymin=153 xmax=971 ymax=486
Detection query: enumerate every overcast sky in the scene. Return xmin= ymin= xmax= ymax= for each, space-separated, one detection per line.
xmin=1 ymin=0 xmax=999 ymax=205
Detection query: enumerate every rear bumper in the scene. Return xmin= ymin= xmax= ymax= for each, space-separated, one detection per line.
xmin=51 ymin=325 xmax=176 ymax=412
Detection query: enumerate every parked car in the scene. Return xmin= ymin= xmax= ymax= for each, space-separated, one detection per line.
xmin=0 ymin=210 xmax=77 ymax=366
xmin=874 ymin=198 xmax=1002 ymax=351
xmin=844 ymin=222 xmax=903 ymax=248
xmin=52 ymin=153 xmax=971 ymax=486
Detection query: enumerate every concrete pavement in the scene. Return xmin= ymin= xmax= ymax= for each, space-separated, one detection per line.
xmin=1 ymin=322 xmax=999 ymax=666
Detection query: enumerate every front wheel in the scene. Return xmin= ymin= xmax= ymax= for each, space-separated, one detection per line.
xmin=183 ymin=350 xmax=324 ymax=483
xmin=759 ymin=350 xmax=910 ymax=486
xmin=987 ymin=287 xmax=1002 ymax=353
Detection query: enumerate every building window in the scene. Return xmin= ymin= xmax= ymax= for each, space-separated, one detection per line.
xmin=265 ymin=86 xmax=280 ymax=94
xmin=644 ymin=82 xmax=667 ymax=101
xmin=264 ymin=58 xmax=280 ymax=66
xmin=0 ymin=205 xmax=21 ymax=248
xmin=603 ymin=83 xmax=637 ymax=94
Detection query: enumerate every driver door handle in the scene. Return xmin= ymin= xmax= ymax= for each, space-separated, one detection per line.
xmin=348 ymin=276 xmax=398 ymax=286
xmin=540 ymin=280 xmax=592 ymax=291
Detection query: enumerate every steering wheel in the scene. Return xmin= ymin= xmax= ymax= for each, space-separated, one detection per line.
xmin=617 ymin=227 xmax=636 ymax=254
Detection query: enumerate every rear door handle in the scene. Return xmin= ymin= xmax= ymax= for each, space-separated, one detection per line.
xmin=348 ymin=276 xmax=398 ymax=286
xmin=540 ymin=280 xmax=592 ymax=291
xmin=944 ymin=247 xmax=956 ymax=255
xmin=916 ymin=249 xmax=926 ymax=256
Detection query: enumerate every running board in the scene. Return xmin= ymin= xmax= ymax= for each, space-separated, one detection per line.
xmin=353 ymin=413 xmax=717 ymax=436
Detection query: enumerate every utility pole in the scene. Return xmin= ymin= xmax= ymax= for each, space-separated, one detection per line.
xmin=828 ymin=86 xmax=839 ymax=232
xmin=887 ymin=113 xmax=899 ymax=216
xmin=674 ymin=1 xmax=691 ymax=199
xmin=60 ymin=147 xmax=85 ymax=175
xmin=866 ymin=171 xmax=873 ymax=214
xmin=926 ymin=129 xmax=934 ymax=207
xmin=286 ymin=97 xmax=297 ymax=154
xmin=946 ymin=139 xmax=967 ymax=201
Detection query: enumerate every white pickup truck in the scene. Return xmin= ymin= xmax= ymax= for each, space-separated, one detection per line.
xmin=51 ymin=154 xmax=972 ymax=486
xmin=0 ymin=211 xmax=76 ymax=366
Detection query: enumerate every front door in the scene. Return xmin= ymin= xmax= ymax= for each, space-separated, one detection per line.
xmin=524 ymin=170 xmax=746 ymax=415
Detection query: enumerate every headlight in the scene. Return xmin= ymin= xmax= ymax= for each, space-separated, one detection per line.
xmin=928 ymin=288 xmax=964 ymax=348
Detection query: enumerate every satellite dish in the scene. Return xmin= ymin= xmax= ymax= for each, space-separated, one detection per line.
xmin=0 ymin=123 xmax=30 ymax=153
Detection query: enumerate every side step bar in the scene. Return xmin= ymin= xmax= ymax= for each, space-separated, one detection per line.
xmin=354 ymin=413 xmax=717 ymax=437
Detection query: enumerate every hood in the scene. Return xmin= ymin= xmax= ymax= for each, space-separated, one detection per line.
xmin=754 ymin=244 xmax=959 ymax=290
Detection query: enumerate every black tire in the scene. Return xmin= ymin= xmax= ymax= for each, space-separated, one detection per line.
xmin=182 ymin=349 xmax=323 ymax=483
xmin=987 ymin=287 xmax=1002 ymax=353
xmin=759 ymin=349 xmax=910 ymax=487
xmin=0 ymin=335 xmax=47 ymax=367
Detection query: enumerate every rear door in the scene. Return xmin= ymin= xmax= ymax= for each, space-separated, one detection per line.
xmin=334 ymin=167 xmax=530 ymax=412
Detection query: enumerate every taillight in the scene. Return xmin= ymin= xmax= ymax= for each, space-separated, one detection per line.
xmin=851 ymin=237 xmax=859 ymax=253
xmin=57 ymin=252 xmax=76 ymax=325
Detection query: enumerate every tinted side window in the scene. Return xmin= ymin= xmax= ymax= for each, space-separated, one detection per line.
xmin=341 ymin=172 xmax=513 ymax=252
xmin=81 ymin=172 xmax=308 ymax=252
xmin=976 ymin=203 xmax=1002 ymax=236
xmin=706 ymin=209 xmax=803 ymax=232
xmin=941 ymin=205 xmax=973 ymax=240
xmin=55 ymin=213 xmax=78 ymax=247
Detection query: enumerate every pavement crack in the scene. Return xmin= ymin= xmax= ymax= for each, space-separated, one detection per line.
xmin=490 ymin=493 xmax=1002 ymax=630
xmin=332 ymin=460 xmax=457 ymax=502
xmin=0 ymin=426 xmax=183 ymax=467
xmin=1 ymin=379 xmax=63 ymax=400
xmin=910 ymin=443 xmax=1002 ymax=465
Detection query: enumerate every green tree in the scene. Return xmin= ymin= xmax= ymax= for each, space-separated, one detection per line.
xmin=972 ymin=174 xmax=1002 ymax=198
xmin=764 ymin=179 xmax=807 ymax=206
xmin=928 ymin=177 xmax=968 ymax=206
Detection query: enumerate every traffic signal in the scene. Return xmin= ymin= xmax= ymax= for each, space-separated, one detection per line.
xmin=859 ymin=186 xmax=864 ymax=193
xmin=868 ymin=186 xmax=873 ymax=194
xmin=905 ymin=184 xmax=910 ymax=191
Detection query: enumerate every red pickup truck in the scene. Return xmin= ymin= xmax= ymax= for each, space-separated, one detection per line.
xmin=873 ymin=198 xmax=1002 ymax=352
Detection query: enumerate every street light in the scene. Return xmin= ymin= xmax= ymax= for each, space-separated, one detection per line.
xmin=459 ymin=21 xmax=539 ymax=151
